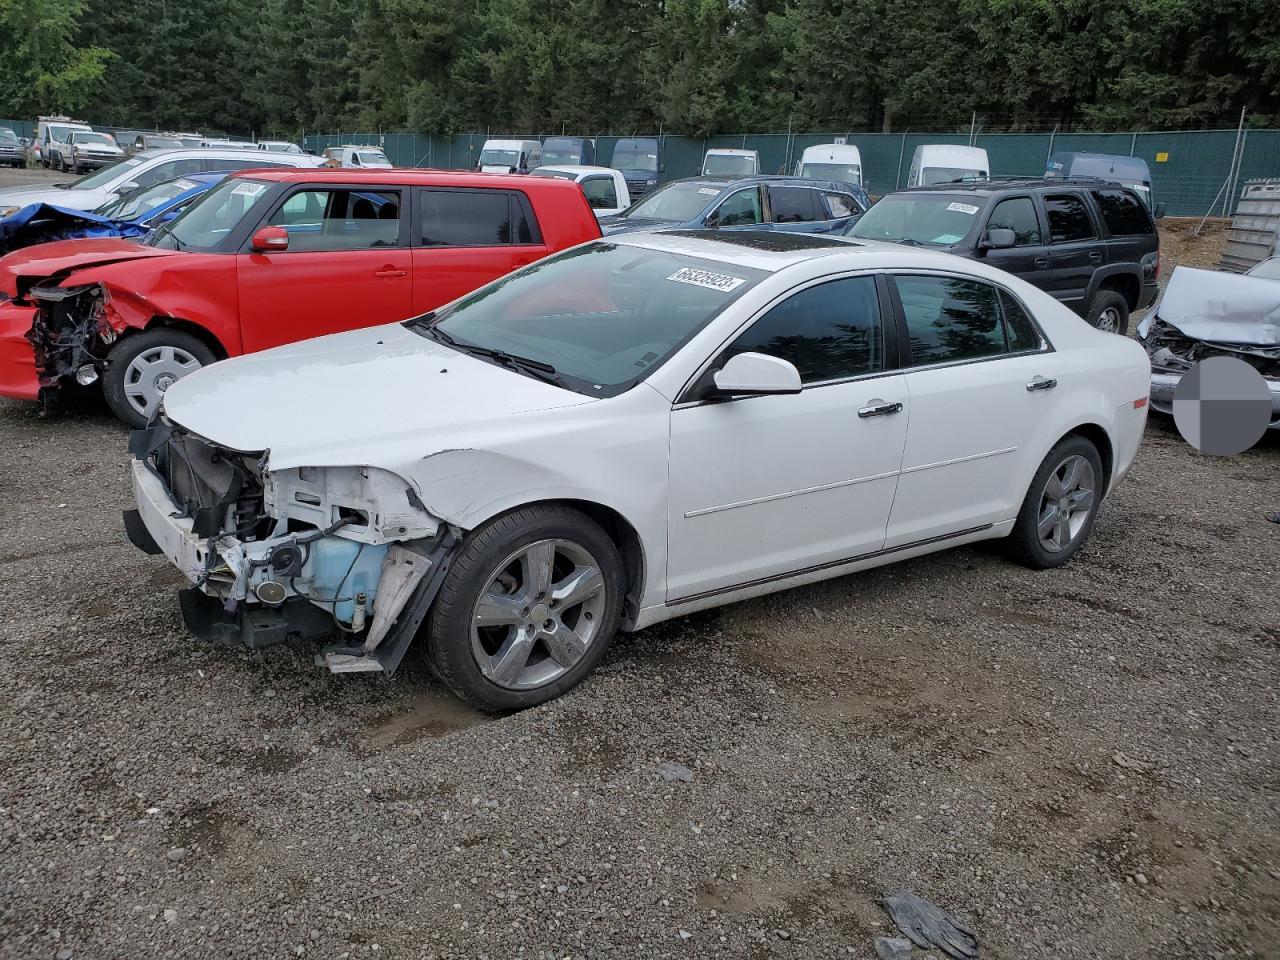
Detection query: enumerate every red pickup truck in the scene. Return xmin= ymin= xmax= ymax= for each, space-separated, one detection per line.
xmin=0 ymin=169 xmax=602 ymax=425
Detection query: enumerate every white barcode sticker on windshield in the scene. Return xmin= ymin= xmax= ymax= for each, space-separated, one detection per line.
xmin=946 ymin=201 xmax=980 ymax=215
xmin=667 ymin=267 xmax=746 ymax=292
xmin=231 ymin=181 xmax=267 ymax=198
xmin=698 ymin=187 xmax=719 ymax=195
xmin=172 ymin=179 xmax=197 ymax=191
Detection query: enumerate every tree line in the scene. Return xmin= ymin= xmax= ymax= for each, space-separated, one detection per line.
xmin=1 ymin=0 xmax=1278 ymax=138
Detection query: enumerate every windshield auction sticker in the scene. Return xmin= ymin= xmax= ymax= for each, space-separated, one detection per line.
xmin=667 ymin=267 xmax=746 ymax=292
xmin=946 ymin=201 xmax=980 ymax=215
xmin=230 ymin=181 xmax=267 ymax=199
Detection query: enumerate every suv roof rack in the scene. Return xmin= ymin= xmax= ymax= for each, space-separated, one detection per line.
xmin=909 ymin=175 xmax=1128 ymax=192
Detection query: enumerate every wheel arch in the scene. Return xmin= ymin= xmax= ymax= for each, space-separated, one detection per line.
xmin=1061 ymin=421 xmax=1114 ymax=491
xmin=142 ymin=316 xmax=230 ymax=360
xmin=1090 ymin=266 xmax=1141 ymax=311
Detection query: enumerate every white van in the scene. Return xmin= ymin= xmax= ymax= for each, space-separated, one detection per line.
xmin=701 ymin=148 xmax=759 ymax=177
xmin=321 ymin=145 xmax=393 ymax=168
xmin=35 ymin=116 xmax=91 ymax=168
xmin=477 ymin=139 xmax=542 ymax=174
xmin=907 ymin=145 xmax=989 ymax=187
xmin=794 ymin=143 xmax=863 ymax=185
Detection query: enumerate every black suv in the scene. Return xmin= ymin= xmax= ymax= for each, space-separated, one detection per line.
xmin=847 ymin=177 xmax=1159 ymax=333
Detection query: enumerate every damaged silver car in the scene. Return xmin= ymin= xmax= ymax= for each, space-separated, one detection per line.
xmin=1137 ymin=262 xmax=1280 ymax=429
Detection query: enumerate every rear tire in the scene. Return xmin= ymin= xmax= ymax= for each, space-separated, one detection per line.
xmin=1085 ymin=289 xmax=1129 ymax=334
xmin=101 ymin=328 xmax=215 ymax=427
xmin=424 ymin=504 xmax=625 ymax=712
xmin=1004 ymin=436 xmax=1105 ymax=570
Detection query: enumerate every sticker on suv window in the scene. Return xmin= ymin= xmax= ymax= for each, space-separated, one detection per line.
xmin=946 ymin=201 xmax=980 ymax=215
xmin=667 ymin=267 xmax=746 ymax=292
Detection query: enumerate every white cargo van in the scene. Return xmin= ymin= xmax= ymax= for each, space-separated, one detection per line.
xmin=477 ymin=139 xmax=542 ymax=174
xmin=794 ymin=143 xmax=863 ymax=185
xmin=907 ymin=145 xmax=989 ymax=187
xmin=35 ymin=116 xmax=91 ymax=168
xmin=701 ymin=148 xmax=759 ymax=176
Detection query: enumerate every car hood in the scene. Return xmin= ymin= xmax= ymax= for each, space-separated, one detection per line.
xmin=161 ymin=323 xmax=596 ymax=469
xmin=598 ymin=216 xmax=674 ymax=236
xmin=0 ymin=238 xmax=178 ymax=284
xmin=1139 ymin=266 xmax=1280 ymax=345
xmin=0 ymin=185 xmax=111 ymax=212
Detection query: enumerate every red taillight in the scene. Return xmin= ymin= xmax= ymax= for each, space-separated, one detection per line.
xmin=1133 ymin=397 xmax=1148 ymax=409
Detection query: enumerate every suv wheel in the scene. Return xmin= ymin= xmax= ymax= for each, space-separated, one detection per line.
xmin=1086 ymin=290 xmax=1129 ymax=334
xmin=102 ymin=329 xmax=215 ymax=427
xmin=1004 ymin=436 xmax=1104 ymax=570
xmin=424 ymin=504 xmax=625 ymax=711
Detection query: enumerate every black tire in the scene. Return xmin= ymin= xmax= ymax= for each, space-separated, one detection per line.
xmin=1004 ymin=435 xmax=1105 ymax=570
xmin=1085 ymin=289 xmax=1129 ymax=335
xmin=424 ymin=504 xmax=625 ymax=711
xmin=101 ymin=328 xmax=216 ymax=428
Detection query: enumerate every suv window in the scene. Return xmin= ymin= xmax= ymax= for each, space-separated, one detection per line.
xmin=1091 ymin=189 xmax=1153 ymax=236
xmin=205 ymin=158 xmax=288 ymax=172
xmin=894 ymin=275 xmax=1008 ymax=366
xmin=769 ymin=187 xmax=821 ymax=223
xmin=715 ymin=187 xmax=763 ymax=227
xmin=133 ymin=157 xmax=204 ymax=188
xmin=580 ymin=175 xmax=618 ymax=210
xmin=1043 ymin=193 xmax=1096 ymax=243
xmin=986 ymin=196 xmax=1042 ymax=245
xmin=824 ymin=192 xmax=860 ymax=219
xmin=418 ymin=188 xmax=540 ymax=246
xmin=267 ymin=188 xmax=402 ymax=251
xmin=723 ymin=276 xmax=881 ymax=383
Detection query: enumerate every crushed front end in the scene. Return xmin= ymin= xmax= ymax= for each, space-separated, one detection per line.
xmin=126 ymin=418 xmax=459 ymax=673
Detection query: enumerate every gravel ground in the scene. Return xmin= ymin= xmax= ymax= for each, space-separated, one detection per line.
xmin=0 ymin=194 xmax=1276 ymax=960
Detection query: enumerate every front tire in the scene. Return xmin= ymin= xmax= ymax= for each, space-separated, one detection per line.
xmin=1004 ymin=436 xmax=1104 ymax=569
xmin=1085 ymin=289 xmax=1129 ymax=334
xmin=424 ymin=504 xmax=625 ymax=711
xmin=101 ymin=329 xmax=215 ymax=427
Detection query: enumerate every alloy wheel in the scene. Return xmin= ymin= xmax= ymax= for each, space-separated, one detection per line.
xmin=470 ymin=538 xmax=607 ymax=691
xmin=1037 ymin=454 xmax=1096 ymax=552
xmin=1096 ymin=307 xmax=1121 ymax=334
xmin=122 ymin=344 xmax=202 ymax=419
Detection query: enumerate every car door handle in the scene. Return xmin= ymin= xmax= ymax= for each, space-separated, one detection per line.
xmin=374 ymin=268 xmax=407 ymax=278
xmin=1026 ymin=376 xmax=1058 ymax=392
xmin=1088 ymin=251 xmax=1103 ymax=263
xmin=1034 ymin=257 xmax=1049 ymax=268
xmin=857 ymin=399 xmax=903 ymax=418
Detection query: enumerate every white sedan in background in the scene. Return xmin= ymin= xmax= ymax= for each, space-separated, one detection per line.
xmin=128 ymin=231 xmax=1151 ymax=710
xmin=530 ymin=164 xmax=631 ymax=218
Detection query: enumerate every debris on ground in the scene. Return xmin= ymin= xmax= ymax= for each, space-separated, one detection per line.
xmin=874 ymin=934 xmax=915 ymax=960
xmin=656 ymin=760 xmax=694 ymax=782
xmin=1111 ymin=751 xmax=1155 ymax=773
xmin=883 ymin=889 xmax=979 ymax=959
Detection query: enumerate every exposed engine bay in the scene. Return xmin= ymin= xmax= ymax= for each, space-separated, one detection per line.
xmin=126 ymin=418 xmax=458 ymax=674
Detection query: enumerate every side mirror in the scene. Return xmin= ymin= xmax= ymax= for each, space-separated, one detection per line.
xmin=119 ymin=180 xmax=140 ymax=193
xmin=250 ymin=225 xmax=289 ymax=252
xmin=984 ymin=227 xmax=1016 ymax=250
xmin=1154 ymin=202 xmax=1166 ymax=220
xmin=703 ymin=209 xmax=720 ymax=229
xmin=710 ymin=352 xmax=802 ymax=397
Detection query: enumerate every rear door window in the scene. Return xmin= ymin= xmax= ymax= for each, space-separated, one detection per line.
xmin=417 ymin=188 xmax=542 ymax=246
xmin=266 ymin=188 xmax=403 ymax=251
xmin=1043 ymin=193 xmax=1097 ymax=243
xmin=768 ymin=187 xmax=822 ymax=223
xmin=986 ymin=196 xmax=1042 ymax=245
xmin=1091 ymin=189 xmax=1153 ymax=236
xmin=893 ymin=275 xmax=1009 ymax=366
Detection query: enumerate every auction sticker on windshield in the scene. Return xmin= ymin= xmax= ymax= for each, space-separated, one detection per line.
xmin=667 ymin=267 xmax=746 ymax=292
xmin=231 ymin=181 xmax=267 ymax=199
xmin=946 ymin=202 xmax=980 ymax=215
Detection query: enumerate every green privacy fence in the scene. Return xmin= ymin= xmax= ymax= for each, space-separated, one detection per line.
xmin=298 ymin=128 xmax=1280 ymax=217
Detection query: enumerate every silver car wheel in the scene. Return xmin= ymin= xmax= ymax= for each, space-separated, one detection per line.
xmin=122 ymin=344 xmax=202 ymax=419
xmin=1096 ymin=306 xmax=1122 ymax=333
xmin=1037 ymin=454 xmax=1096 ymax=552
xmin=470 ymin=538 xmax=607 ymax=691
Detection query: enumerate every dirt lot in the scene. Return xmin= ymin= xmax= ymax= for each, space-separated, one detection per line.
xmin=0 ymin=197 xmax=1276 ymax=960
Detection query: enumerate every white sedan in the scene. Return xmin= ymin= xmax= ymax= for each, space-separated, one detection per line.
xmin=127 ymin=231 xmax=1151 ymax=710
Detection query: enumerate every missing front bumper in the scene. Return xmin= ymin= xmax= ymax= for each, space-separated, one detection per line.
xmin=178 ymin=588 xmax=335 ymax=649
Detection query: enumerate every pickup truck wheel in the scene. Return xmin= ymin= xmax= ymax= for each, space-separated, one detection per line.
xmin=1004 ymin=436 xmax=1104 ymax=570
xmin=1086 ymin=289 xmax=1129 ymax=334
xmin=424 ymin=504 xmax=625 ymax=712
xmin=102 ymin=329 xmax=215 ymax=427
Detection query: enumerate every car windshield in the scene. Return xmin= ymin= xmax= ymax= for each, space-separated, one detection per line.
xmin=613 ymin=145 xmax=658 ymax=172
xmin=407 ymin=241 xmax=765 ymax=396
xmin=703 ymin=154 xmax=755 ymax=176
xmin=62 ymin=155 xmax=144 ymax=190
xmin=541 ymin=149 xmax=580 ymax=165
xmin=1246 ymin=258 xmax=1280 ymax=281
xmin=97 ymin=176 xmax=201 ymax=220
xmin=800 ymin=162 xmax=861 ymax=183
xmin=147 ymin=177 xmax=270 ymax=251
xmin=480 ymin=149 xmax=520 ymax=166
xmin=922 ymin=167 xmax=986 ymax=185
xmin=357 ymin=150 xmax=389 ymax=164
xmin=73 ymin=132 xmax=115 ymax=146
xmin=49 ymin=127 xmax=83 ymax=143
xmin=847 ymin=194 xmax=981 ymax=246
xmin=0 ymin=128 xmax=16 ymax=142
xmin=621 ymin=181 xmax=722 ymax=221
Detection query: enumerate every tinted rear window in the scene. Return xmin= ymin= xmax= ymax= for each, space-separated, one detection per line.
xmin=769 ymin=187 xmax=822 ymax=223
xmin=1091 ymin=189 xmax=1153 ymax=236
xmin=418 ymin=189 xmax=540 ymax=247
xmin=1044 ymin=194 xmax=1097 ymax=243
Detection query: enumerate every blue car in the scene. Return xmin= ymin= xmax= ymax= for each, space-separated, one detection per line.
xmin=0 ymin=172 xmax=227 ymax=255
xmin=599 ymin=175 xmax=870 ymax=237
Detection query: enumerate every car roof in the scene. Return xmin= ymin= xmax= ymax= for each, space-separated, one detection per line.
xmin=705 ymin=148 xmax=757 ymax=155
xmin=227 ymin=168 xmax=589 ymax=191
xmin=664 ymin=174 xmax=860 ymax=191
xmin=611 ymin=228 xmax=914 ymax=272
xmin=131 ymin=147 xmax=321 ymax=165
xmin=533 ymin=164 xmax=613 ymax=176
xmin=897 ymin=176 xmax=1138 ymax=197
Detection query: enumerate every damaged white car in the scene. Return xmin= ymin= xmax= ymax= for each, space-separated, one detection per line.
xmin=1138 ymin=261 xmax=1280 ymax=429
xmin=127 ymin=231 xmax=1152 ymax=710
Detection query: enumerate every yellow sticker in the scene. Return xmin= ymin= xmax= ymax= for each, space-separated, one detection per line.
xmin=1155 ymin=152 xmax=1169 ymax=163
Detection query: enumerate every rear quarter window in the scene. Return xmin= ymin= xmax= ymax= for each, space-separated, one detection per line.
xmin=418 ymin=188 xmax=542 ymax=247
xmin=1091 ymin=189 xmax=1153 ymax=236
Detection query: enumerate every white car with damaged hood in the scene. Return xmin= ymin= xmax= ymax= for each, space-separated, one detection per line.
xmin=127 ymin=230 xmax=1152 ymax=710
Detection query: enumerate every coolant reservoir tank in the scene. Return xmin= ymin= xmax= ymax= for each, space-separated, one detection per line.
xmin=307 ymin=537 xmax=390 ymax=626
